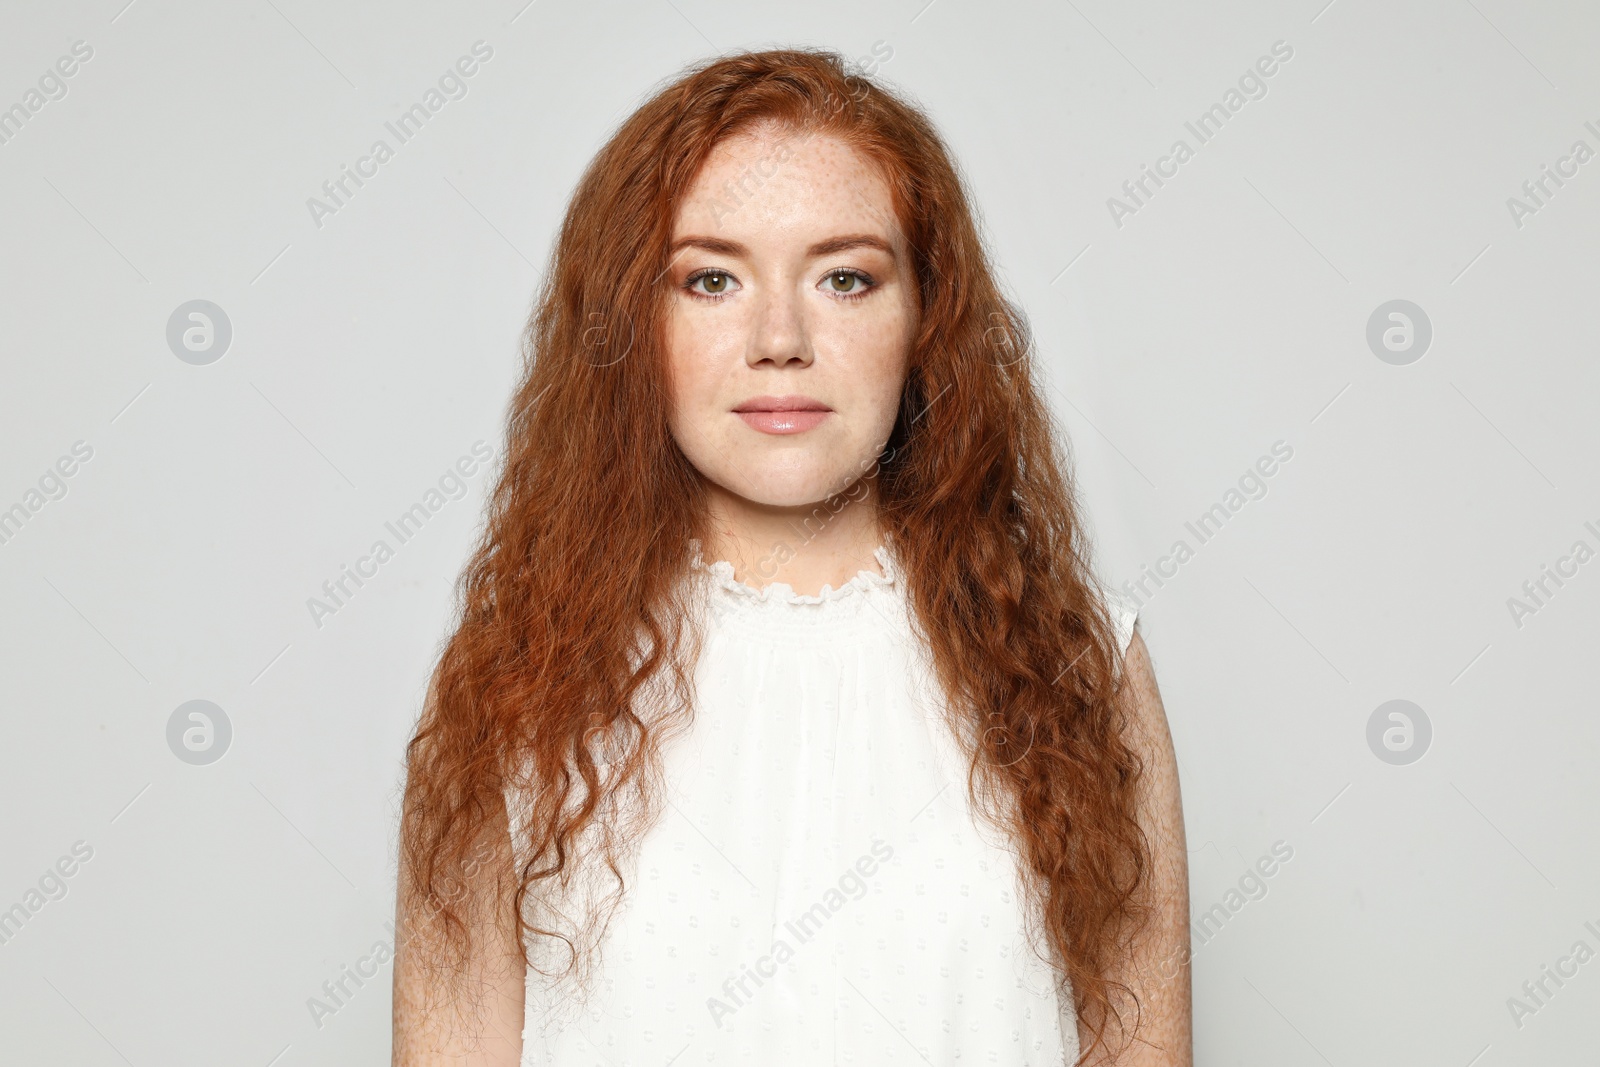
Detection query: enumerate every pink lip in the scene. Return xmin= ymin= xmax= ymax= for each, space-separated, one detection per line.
xmin=733 ymin=395 xmax=832 ymax=435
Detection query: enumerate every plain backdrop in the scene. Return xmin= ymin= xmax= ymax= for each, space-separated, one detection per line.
xmin=2 ymin=1 xmax=1597 ymax=1064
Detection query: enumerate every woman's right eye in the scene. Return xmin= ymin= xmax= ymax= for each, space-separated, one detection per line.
xmin=685 ymin=271 xmax=739 ymax=298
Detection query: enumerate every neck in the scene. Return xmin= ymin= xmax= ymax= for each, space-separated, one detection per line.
xmin=700 ymin=476 xmax=886 ymax=596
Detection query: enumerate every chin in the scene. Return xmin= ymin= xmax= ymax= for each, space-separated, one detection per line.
xmin=729 ymin=465 xmax=855 ymax=509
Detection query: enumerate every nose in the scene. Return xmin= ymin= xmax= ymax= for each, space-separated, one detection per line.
xmin=746 ymin=281 xmax=813 ymax=369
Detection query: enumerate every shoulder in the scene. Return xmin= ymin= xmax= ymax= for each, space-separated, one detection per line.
xmin=1102 ymin=588 xmax=1140 ymax=659
xmin=1105 ymin=601 xmax=1167 ymax=762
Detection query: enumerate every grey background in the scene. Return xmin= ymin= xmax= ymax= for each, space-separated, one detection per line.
xmin=2 ymin=0 xmax=1596 ymax=1064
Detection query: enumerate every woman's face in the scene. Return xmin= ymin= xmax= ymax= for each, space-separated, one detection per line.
xmin=663 ymin=126 xmax=919 ymax=511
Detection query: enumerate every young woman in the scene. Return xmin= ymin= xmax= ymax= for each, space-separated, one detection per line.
xmin=393 ymin=47 xmax=1191 ymax=1067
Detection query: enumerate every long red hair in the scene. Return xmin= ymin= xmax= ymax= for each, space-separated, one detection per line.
xmin=399 ymin=46 xmax=1150 ymax=1062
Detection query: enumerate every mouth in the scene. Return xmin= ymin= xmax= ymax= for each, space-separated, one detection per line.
xmin=732 ymin=395 xmax=833 ymax=435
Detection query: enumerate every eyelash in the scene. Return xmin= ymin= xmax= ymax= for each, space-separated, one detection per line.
xmin=681 ymin=267 xmax=877 ymax=303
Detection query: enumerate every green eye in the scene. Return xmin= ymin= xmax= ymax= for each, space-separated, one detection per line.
xmin=699 ymin=272 xmax=730 ymax=293
xmin=827 ymin=272 xmax=858 ymax=292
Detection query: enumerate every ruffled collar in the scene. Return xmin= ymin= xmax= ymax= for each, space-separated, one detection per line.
xmin=687 ymin=538 xmax=899 ymax=608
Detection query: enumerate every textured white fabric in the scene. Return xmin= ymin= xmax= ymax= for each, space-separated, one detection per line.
xmin=514 ymin=545 xmax=1138 ymax=1065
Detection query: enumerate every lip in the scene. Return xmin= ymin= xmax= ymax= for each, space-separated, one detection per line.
xmin=733 ymin=395 xmax=832 ymax=435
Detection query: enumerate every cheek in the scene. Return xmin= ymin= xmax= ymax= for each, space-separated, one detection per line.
xmin=836 ymin=316 xmax=911 ymax=429
xmin=664 ymin=307 xmax=747 ymax=461
xmin=665 ymin=312 xmax=715 ymax=419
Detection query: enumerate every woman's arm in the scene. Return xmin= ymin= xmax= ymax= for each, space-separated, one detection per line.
xmin=1078 ymin=630 xmax=1194 ymax=1065
xmin=392 ymin=791 xmax=526 ymax=1066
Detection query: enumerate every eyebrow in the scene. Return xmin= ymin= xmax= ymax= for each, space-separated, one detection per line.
xmin=667 ymin=233 xmax=897 ymax=260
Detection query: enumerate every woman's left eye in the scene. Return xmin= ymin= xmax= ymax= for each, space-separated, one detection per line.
xmin=821 ymin=269 xmax=873 ymax=297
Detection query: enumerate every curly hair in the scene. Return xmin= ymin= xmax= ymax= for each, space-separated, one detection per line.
xmin=398 ymin=45 xmax=1151 ymax=1064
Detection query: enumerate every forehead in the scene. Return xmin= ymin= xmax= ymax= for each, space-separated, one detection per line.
xmin=671 ymin=127 xmax=901 ymax=248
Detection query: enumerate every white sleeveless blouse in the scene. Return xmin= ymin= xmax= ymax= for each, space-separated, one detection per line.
xmin=513 ymin=544 xmax=1139 ymax=1065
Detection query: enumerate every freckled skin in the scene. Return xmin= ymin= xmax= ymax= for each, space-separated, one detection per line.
xmin=1076 ymin=630 xmax=1193 ymax=1066
xmin=663 ymin=126 xmax=919 ymax=590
